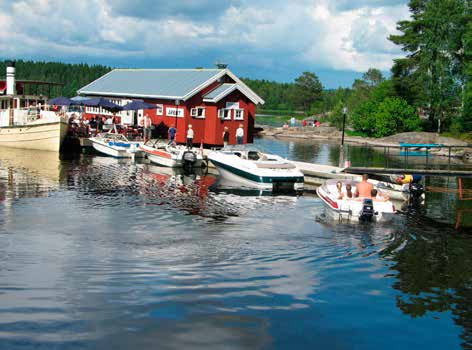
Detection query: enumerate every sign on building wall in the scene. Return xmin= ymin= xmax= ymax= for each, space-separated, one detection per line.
xmin=166 ymin=107 xmax=184 ymax=117
xmin=156 ymin=104 xmax=163 ymax=116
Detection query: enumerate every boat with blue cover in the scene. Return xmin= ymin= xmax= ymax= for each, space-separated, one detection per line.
xmin=89 ymin=132 xmax=144 ymax=158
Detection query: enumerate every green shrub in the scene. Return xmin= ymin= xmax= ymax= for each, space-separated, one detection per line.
xmin=351 ymin=97 xmax=421 ymax=137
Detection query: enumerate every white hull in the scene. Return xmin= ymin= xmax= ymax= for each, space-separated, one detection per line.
xmin=0 ymin=121 xmax=68 ymax=152
xmin=215 ymin=164 xmax=304 ymax=191
xmin=90 ymin=138 xmax=144 ymax=158
xmin=208 ymin=148 xmax=304 ymax=192
xmin=140 ymin=143 xmax=203 ymax=168
xmin=316 ymin=179 xmax=396 ymax=223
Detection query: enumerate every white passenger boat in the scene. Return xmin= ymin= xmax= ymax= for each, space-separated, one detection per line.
xmin=0 ymin=62 xmax=68 ymax=152
xmin=140 ymin=140 xmax=204 ymax=168
xmin=316 ymin=179 xmax=396 ymax=222
xmin=208 ymin=146 xmax=304 ymax=191
xmin=89 ymin=133 xmax=144 ymax=158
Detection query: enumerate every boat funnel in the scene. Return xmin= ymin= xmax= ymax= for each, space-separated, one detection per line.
xmin=6 ymin=60 xmax=16 ymax=95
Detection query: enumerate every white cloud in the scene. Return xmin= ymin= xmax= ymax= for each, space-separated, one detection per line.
xmin=0 ymin=0 xmax=410 ymax=76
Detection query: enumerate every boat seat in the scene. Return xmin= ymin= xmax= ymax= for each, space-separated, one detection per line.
xmin=256 ymin=162 xmax=296 ymax=169
xmin=248 ymin=151 xmax=260 ymax=160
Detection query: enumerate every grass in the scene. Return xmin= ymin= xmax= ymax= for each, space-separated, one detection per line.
xmin=441 ymin=132 xmax=472 ymax=143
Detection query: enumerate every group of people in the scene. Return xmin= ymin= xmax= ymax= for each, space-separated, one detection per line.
xmin=166 ymin=123 xmax=245 ymax=148
xmin=335 ymin=174 xmax=389 ymax=201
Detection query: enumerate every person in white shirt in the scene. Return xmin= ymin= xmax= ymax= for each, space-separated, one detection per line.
xmin=143 ymin=114 xmax=152 ymax=141
xmin=186 ymin=124 xmax=194 ymax=148
xmin=236 ymin=124 xmax=244 ymax=144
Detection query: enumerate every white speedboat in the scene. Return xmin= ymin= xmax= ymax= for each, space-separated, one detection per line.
xmin=316 ymin=179 xmax=396 ymax=222
xmin=89 ymin=133 xmax=143 ymax=158
xmin=208 ymin=146 xmax=304 ymax=191
xmin=140 ymin=140 xmax=204 ymax=168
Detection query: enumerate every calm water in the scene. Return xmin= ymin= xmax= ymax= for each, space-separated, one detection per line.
xmin=0 ymin=138 xmax=471 ymax=350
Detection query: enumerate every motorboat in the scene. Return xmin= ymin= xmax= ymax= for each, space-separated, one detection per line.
xmin=89 ymin=132 xmax=144 ymax=158
xmin=316 ymin=179 xmax=396 ymax=222
xmin=139 ymin=140 xmax=204 ymax=168
xmin=208 ymin=146 xmax=304 ymax=191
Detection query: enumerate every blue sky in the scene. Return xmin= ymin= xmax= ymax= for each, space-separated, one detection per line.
xmin=0 ymin=0 xmax=409 ymax=89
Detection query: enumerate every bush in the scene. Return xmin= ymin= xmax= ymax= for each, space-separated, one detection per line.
xmin=351 ymin=97 xmax=421 ymax=137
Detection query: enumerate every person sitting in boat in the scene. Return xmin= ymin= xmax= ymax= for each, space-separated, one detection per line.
xmin=371 ymin=188 xmax=389 ymax=201
xmin=355 ymin=174 xmax=373 ymax=198
xmin=336 ymin=181 xmax=343 ymax=199
xmin=396 ymin=174 xmax=422 ymax=185
xmin=343 ymin=183 xmax=354 ymax=199
xmin=168 ymin=124 xmax=177 ymax=145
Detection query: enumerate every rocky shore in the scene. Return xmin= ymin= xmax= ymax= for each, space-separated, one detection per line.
xmin=256 ymin=126 xmax=472 ymax=160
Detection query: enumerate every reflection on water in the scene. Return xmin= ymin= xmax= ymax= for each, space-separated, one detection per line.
xmin=0 ymin=146 xmax=471 ymax=349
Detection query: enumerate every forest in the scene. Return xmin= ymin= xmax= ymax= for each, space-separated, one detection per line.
xmin=1 ymin=0 xmax=470 ymax=137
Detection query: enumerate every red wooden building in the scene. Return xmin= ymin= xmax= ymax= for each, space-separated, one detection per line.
xmin=77 ymin=68 xmax=264 ymax=146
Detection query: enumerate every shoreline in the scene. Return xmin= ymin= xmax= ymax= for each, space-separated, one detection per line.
xmin=255 ymin=126 xmax=472 ymax=160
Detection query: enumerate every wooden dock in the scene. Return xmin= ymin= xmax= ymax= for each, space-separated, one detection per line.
xmin=347 ymin=167 xmax=472 ymax=177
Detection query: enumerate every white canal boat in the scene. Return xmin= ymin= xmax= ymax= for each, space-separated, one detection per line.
xmin=140 ymin=140 xmax=204 ymax=168
xmin=89 ymin=133 xmax=144 ymax=158
xmin=208 ymin=146 xmax=304 ymax=191
xmin=0 ymin=62 xmax=68 ymax=152
xmin=316 ymin=179 xmax=396 ymax=222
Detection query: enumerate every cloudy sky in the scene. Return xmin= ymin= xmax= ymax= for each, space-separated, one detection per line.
xmin=0 ymin=0 xmax=409 ymax=88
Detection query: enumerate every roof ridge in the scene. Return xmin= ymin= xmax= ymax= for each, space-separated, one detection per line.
xmin=112 ymin=68 xmax=222 ymax=71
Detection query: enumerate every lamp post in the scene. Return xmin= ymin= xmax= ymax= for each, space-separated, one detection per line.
xmin=341 ymin=106 xmax=347 ymax=146
xmin=339 ymin=106 xmax=348 ymax=168
xmin=174 ymin=99 xmax=180 ymax=139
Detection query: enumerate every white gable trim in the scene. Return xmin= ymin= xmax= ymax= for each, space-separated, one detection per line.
xmin=203 ymin=84 xmax=261 ymax=104
xmin=224 ymin=70 xmax=265 ymax=105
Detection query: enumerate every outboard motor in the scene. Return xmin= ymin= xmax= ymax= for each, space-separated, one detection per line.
xmin=359 ymin=198 xmax=374 ymax=222
xmin=182 ymin=150 xmax=197 ymax=170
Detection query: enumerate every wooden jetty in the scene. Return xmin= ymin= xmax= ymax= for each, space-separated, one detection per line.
xmin=347 ymin=167 xmax=472 ymax=178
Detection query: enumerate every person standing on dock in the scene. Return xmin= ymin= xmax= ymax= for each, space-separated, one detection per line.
xmin=168 ymin=124 xmax=176 ymax=145
xmin=143 ymin=114 xmax=152 ymax=142
xmin=222 ymin=127 xmax=229 ymax=147
xmin=236 ymin=124 xmax=244 ymax=145
xmin=186 ymin=124 xmax=194 ymax=148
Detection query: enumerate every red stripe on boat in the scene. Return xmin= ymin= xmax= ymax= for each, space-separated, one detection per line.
xmin=320 ymin=193 xmax=338 ymax=209
xmin=140 ymin=147 xmax=172 ymax=159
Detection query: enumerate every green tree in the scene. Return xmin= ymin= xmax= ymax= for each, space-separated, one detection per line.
xmin=362 ymin=68 xmax=384 ymax=87
xmin=293 ymin=72 xmax=323 ymax=113
xmin=351 ymin=97 xmax=421 ymax=137
xmin=389 ymin=0 xmax=467 ymax=130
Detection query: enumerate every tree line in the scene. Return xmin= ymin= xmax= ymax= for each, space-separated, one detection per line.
xmin=0 ymin=60 xmax=111 ymax=98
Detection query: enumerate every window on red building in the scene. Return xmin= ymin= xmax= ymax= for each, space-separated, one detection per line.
xmin=234 ymin=109 xmax=244 ymax=120
xmin=218 ymin=108 xmax=232 ymax=120
xmin=191 ymin=107 xmax=206 ymax=118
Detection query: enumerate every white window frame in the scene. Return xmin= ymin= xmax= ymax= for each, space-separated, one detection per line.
xmin=191 ymin=107 xmax=206 ymax=119
xmin=166 ymin=106 xmax=184 ymax=118
xmin=156 ymin=104 xmax=163 ymax=116
xmin=234 ymin=109 xmax=244 ymax=120
xmin=218 ymin=108 xmax=232 ymax=120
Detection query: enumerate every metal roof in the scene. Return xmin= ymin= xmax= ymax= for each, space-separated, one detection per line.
xmin=78 ymin=69 xmax=224 ymax=100
xmin=203 ymin=83 xmax=236 ymax=100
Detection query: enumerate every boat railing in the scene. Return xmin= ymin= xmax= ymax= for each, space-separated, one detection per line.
xmin=0 ymin=107 xmax=67 ymax=126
